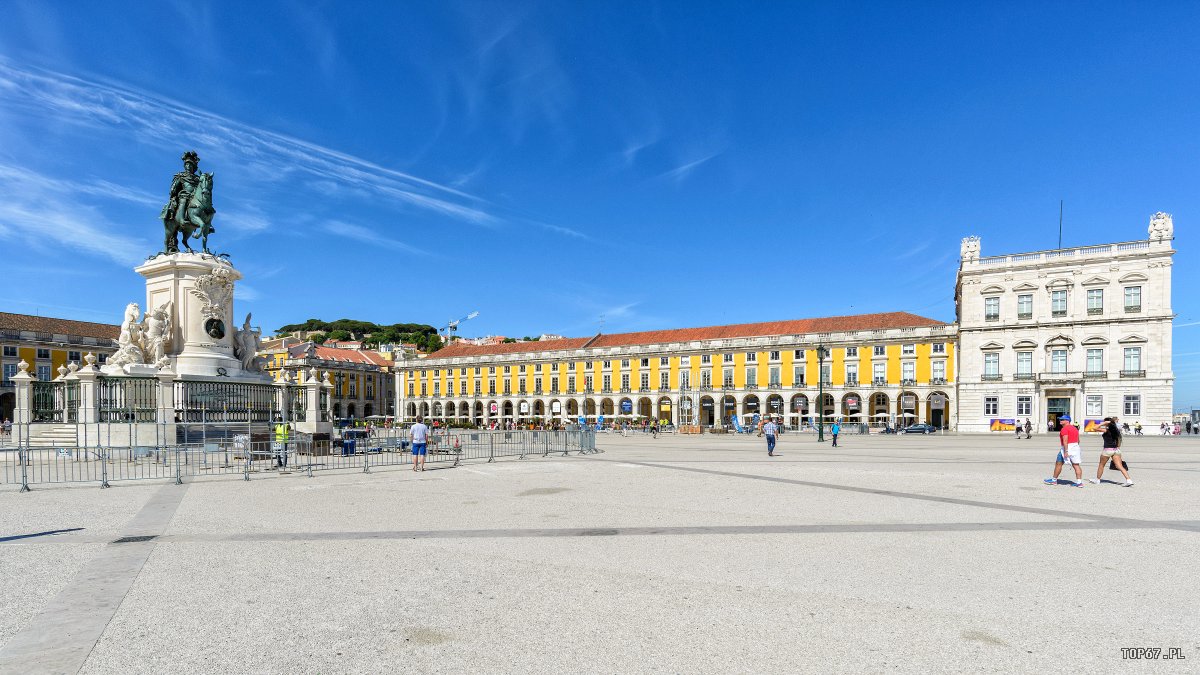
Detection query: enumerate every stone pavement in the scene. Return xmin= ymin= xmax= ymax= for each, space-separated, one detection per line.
xmin=1 ymin=432 xmax=1198 ymax=674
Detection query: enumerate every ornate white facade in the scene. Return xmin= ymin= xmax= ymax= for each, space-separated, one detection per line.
xmin=955 ymin=214 xmax=1175 ymax=432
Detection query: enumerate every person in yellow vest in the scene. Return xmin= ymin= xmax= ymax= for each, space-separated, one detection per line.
xmin=273 ymin=419 xmax=290 ymax=469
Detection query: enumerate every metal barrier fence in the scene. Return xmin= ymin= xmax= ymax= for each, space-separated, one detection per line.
xmin=0 ymin=428 xmax=598 ymax=491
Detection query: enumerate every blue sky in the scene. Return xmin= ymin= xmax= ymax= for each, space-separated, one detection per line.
xmin=0 ymin=2 xmax=1197 ymax=407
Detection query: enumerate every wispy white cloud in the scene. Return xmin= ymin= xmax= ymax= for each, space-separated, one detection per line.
xmin=234 ymin=284 xmax=261 ymax=301
xmin=321 ymin=220 xmax=432 ymax=256
xmin=0 ymin=59 xmax=497 ymax=227
xmin=655 ymin=151 xmax=722 ymax=184
xmin=1174 ymin=321 xmax=1200 ymax=329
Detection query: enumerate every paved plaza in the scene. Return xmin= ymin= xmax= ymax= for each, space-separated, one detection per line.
xmin=0 ymin=432 xmax=1197 ymax=674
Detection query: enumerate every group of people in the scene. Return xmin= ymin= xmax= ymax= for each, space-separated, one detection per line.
xmin=1160 ymin=421 xmax=1195 ymax=435
xmin=1045 ymin=415 xmax=1133 ymax=487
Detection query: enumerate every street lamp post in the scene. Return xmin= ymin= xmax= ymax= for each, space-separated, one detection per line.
xmin=817 ymin=344 xmax=828 ymax=442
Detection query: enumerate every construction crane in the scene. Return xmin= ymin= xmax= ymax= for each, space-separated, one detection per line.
xmin=439 ymin=311 xmax=479 ymax=343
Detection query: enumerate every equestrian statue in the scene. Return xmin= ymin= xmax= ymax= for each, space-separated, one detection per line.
xmin=160 ymin=150 xmax=216 ymax=254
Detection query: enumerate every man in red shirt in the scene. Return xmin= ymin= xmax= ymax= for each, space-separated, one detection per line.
xmin=1044 ymin=415 xmax=1084 ymax=487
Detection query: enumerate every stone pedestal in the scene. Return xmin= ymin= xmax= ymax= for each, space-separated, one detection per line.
xmin=129 ymin=253 xmax=266 ymax=381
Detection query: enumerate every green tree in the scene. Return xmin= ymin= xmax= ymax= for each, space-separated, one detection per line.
xmin=309 ymin=332 xmax=327 ymax=344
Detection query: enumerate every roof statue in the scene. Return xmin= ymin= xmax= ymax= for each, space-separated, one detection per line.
xmin=1148 ymin=212 xmax=1173 ymax=241
xmin=960 ymin=236 xmax=981 ymax=261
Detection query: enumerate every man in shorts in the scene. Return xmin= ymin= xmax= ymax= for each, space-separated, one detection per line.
xmin=1044 ymin=415 xmax=1084 ymax=487
xmin=410 ymin=417 xmax=429 ymax=472
xmin=1090 ymin=416 xmax=1133 ymax=486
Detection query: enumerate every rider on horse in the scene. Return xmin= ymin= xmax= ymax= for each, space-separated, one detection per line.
xmin=161 ymin=150 xmax=215 ymax=253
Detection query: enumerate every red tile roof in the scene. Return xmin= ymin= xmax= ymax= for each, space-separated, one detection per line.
xmin=424 ymin=312 xmax=944 ymax=361
xmin=287 ymin=343 xmax=389 ymax=368
xmin=0 ymin=312 xmax=119 ymax=341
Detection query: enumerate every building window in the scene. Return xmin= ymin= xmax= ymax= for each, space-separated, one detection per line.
xmin=1123 ymin=347 xmax=1142 ymax=373
xmin=1017 ymin=396 xmax=1032 ymax=416
xmin=584 ymin=361 xmax=592 ymax=369
xmin=746 ymin=352 xmax=756 ymax=362
xmin=420 ymin=383 xmax=426 ymax=396
xmin=984 ymin=297 xmax=1000 ymax=321
xmin=701 ymin=354 xmax=711 ymax=364
xmin=873 ymin=362 xmax=885 ymax=384
xmin=1087 ymin=289 xmax=1104 ymax=314
xmin=408 ymin=383 xmax=415 ymax=396
xmin=845 ymin=346 xmax=858 ymax=358
xmin=1051 ymin=290 xmax=1068 ymax=317
xmin=488 ymin=380 xmax=496 ymax=395
xmin=503 ymin=380 xmax=511 ymax=394
xmin=932 ymin=361 xmax=946 ymax=381
xmin=446 ymin=382 xmax=454 ymax=396
xmin=567 ymin=376 xmax=575 ymax=391
xmin=36 ymin=348 xmax=50 ymax=359
xmin=37 ymin=365 xmax=51 ymax=381
xmin=660 ymin=357 xmax=669 ymax=366
xmin=504 ymin=366 xmax=511 ymax=374
xmin=602 ymin=375 xmax=611 ymax=391
xmin=603 ymin=361 xmax=611 ymax=369
xmin=551 ymin=376 xmax=558 ymax=391
xmin=722 ymin=368 xmax=734 ymax=387
xmin=873 ymin=345 xmax=886 ymax=357
xmin=820 ymin=364 xmax=831 ymax=385
xmin=474 ymin=381 xmax=481 ymax=394
xmin=1017 ymin=294 xmax=1033 ymax=318
xmin=660 ymin=372 xmax=669 ymax=389
xmin=680 ymin=356 xmax=690 ymax=366
xmin=984 ymin=353 xmax=999 ymax=377
xmin=640 ymin=358 xmax=649 ymax=367
xmin=793 ymin=349 xmax=804 ymax=359
xmin=984 ymin=396 xmax=999 ymax=416
xmin=534 ymin=377 xmax=542 ymax=392
xmin=931 ymin=343 xmax=945 ymax=354
xmin=68 ymin=350 xmax=81 ymax=362
xmin=1124 ymin=286 xmax=1142 ymax=312
xmin=794 ymin=366 xmax=805 ymax=386
xmin=901 ymin=361 xmax=915 ymax=382
xmin=679 ymin=371 xmax=689 ymax=389
xmin=584 ymin=375 xmax=593 ymax=391
xmin=621 ymin=373 xmax=630 ymax=390
xmin=1016 ymin=351 xmax=1032 ymax=377
xmin=2 ymin=346 xmax=15 ymax=357
xmin=2 ymin=363 xmax=16 ymax=385
xmin=845 ymin=363 xmax=857 ymax=384
xmin=770 ymin=350 xmax=780 ymax=361
xmin=97 ymin=354 xmax=107 ymax=364
xmin=700 ymin=370 xmax=711 ymax=388
xmin=902 ymin=344 xmax=915 ymax=356
xmin=1086 ymin=349 xmax=1104 ymax=375
xmin=639 ymin=372 xmax=649 ymax=389
xmin=1086 ymin=395 xmax=1103 ymax=416
xmin=1123 ymin=395 xmax=1141 ymax=416
xmin=769 ymin=366 xmax=781 ymax=386
xmin=743 ymin=367 xmax=756 ymax=387
xmin=1051 ymin=349 xmax=1067 ymax=373
xmin=620 ymin=359 xmax=629 ymax=368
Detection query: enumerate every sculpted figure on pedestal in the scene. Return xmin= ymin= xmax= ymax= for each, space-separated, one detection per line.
xmin=1148 ymin=212 xmax=1173 ymax=241
xmin=233 ymin=313 xmax=267 ymax=373
xmin=143 ymin=301 xmax=174 ymax=368
xmin=160 ymin=151 xmax=217 ymax=254
xmin=109 ymin=302 xmax=146 ymax=367
xmin=960 ymin=236 xmax=981 ymax=261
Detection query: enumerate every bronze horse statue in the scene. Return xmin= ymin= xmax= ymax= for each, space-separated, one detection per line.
xmin=165 ymin=172 xmax=216 ymax=253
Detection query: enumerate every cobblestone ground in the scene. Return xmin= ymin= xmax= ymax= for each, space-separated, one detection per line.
xmin=1 ymin=432 xmax=1197 ymax=674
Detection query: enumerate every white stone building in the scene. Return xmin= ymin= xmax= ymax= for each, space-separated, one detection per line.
xmin=955 ymin=213 xmax=1175 ymax=433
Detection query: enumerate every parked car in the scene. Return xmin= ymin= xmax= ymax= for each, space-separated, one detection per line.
xmin=902 ymin=424 xmax=938 ymax=434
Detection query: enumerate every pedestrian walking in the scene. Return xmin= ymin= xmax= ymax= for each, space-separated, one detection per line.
xmin=1015 ymin=420 xmax=1022 ymax=439
xmin=1024 ymin=419 xmax=1032 ymax=439
xmin=763 ymin=418 xmax=779 ymax=456
xmin=1089 ymin=417 xmax=1132 ymax=486
xmin=410 ymin=417 xmax=429 ymax=472
xmin=1134 ymin=422 xmax=1143 ymax=435
xmin=831 ymin=420 xmax=841 ymax=447
xmin=1044 ymin=415 xmax=1085 ymax=487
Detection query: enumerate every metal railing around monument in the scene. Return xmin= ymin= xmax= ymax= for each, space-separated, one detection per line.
xmin=173 ymin=380 xmax=276 ymax=423
xmin=97 ymin=377 xmax=158 ymax=423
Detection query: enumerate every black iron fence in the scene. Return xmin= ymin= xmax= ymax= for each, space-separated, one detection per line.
xmin=174 ymin=380 xmax=276 ymax=423
xmin=98 ymin=377 xmax=157 ymax=423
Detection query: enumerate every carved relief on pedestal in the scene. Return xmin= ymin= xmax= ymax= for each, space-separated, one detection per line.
xmin=189 ymin=264 xmax=235 ymax=342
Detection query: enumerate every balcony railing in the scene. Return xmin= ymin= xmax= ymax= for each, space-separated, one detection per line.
xmin=619 ymin=387 xmax=631 ymax=393
xmin=901 ymin=378 xmax=917 ymax=385
xmin=930 ymin=377 xmax=947 ymax=385
xmin=873 ymin=378 xmax=887 ymax=386
xmin=845 ymin=378 xmax=858 ymax=386
xmin=985 ymin=314 xmax=1000 ymax=322
xmin=981 ymin=374 xmax=1003 ymax=381
xmin=1124 ymin=305 xmax=1142 ymax=313
xmin=1088 ymin=307 xmax=1103 ymax=315
xmin=1052 ymin=310 xmax=1067 ymax=317
xmin=699 ymin=385 xmax=714 ymax=391
xmin=745 ymin=384 xmax=758 ymax=391
xmin=658 ymin=386 xmax=671 ymax=392
xmin=639 ymin=387 xmax=651 ymax=393
xmin=1120 ymin=369 xmax=1146 ymax=378
xmin=1018 ymin=312 xmax=1033 ymax=320
xmin=768 ymin=383 xmax=782 ymax=390
xmin=1084 ymin=371 xmax=1107 ymax=379
xmin=1013 ymin=373 xmax=1035 ymax=381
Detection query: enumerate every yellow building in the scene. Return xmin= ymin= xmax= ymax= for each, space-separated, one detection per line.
xmin=1 ymin=312 xmax=119 ymax=422
xmin=395 ymin=312 xmax=956 ymax=429
xmin=262 ymin=341 xmax=395 ymax=420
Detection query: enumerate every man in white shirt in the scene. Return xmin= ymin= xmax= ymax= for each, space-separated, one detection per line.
xmin=410 ymin=417 xmax=429 ymax=472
